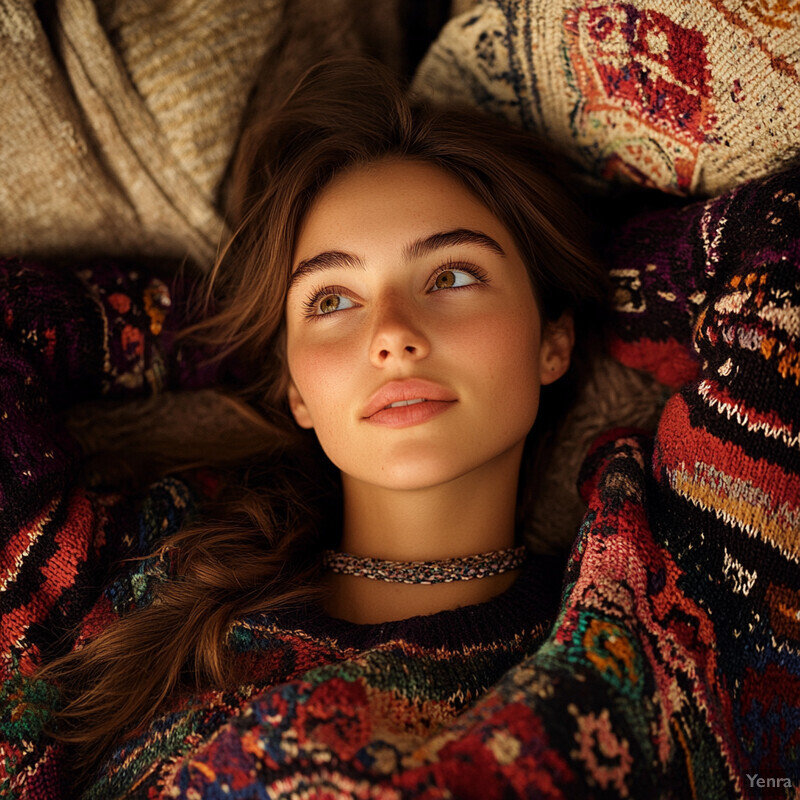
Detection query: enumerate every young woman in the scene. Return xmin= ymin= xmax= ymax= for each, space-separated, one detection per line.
xmin=1 ymin=58 xmax=798 ymax=799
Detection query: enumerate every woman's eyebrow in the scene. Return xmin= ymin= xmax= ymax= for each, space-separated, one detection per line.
xmin=290 ymin=250 xmax=364 ymax=290
xmin=289 ymin=228 xmax=505 ymax=291
xmin=404 ymin=228 xmax=506 ymax=261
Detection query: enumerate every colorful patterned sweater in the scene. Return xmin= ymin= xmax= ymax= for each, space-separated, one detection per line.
xmin=2 ymin=165 xmax=799 ymax=799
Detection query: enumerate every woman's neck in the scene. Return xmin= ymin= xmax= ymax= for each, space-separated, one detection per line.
xmin=322 ymin=569 xmax=521 ymax=624
xmin=323 ymin=447 xmax=522 ymax=624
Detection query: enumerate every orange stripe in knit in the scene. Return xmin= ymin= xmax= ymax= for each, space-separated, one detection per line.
xmin=672 ymin=720 xmax=699 ymax=800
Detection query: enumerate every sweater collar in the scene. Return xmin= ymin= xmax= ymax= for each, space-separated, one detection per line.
xmin=273 ymin=552 xmax=566 ymax=651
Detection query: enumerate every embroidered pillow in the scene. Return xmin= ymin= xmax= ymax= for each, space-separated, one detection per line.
xmin=413 ymin=0 xmax=800 ymax=196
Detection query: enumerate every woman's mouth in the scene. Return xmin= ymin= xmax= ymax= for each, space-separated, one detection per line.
xmin=361 ymin=379 xmax=458 ymax=427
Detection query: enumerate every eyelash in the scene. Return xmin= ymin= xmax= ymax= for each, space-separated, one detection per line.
xmin=301 ymin=260 xmax=490 ymax=319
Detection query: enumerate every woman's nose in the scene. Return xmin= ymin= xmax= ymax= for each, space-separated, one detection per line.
xmin=368 ymin=297 xmax=430 ymax=365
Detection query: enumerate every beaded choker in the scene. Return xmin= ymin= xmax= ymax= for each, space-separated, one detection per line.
xmin=321 ymin=545 xmax=527 ymax=585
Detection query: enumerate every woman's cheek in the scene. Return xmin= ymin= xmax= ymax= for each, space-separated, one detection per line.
xmin=454 ymin=306 xmax=540 ymax=379
xmin=292 ymin=334 xmax=360 ymax=421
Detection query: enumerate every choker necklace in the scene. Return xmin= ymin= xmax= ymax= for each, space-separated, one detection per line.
xmin=321 ymin=545 xmax=527 ymax=585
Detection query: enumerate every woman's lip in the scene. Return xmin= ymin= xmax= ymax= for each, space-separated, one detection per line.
xmin=361 ymin=378 xmax=457 ymax=419
xmin=365 ymin=399 xmax=456 ymax=428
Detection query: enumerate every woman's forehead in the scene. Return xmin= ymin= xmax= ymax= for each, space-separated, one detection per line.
xmin=292 ymin=159 xmax=516 ymax=269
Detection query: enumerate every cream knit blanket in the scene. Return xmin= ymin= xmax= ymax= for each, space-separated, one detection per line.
xmin=1 ymin=0 xmax=283 ymax=263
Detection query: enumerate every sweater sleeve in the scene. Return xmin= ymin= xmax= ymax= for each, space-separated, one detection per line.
xmin=0 ymin=257 xmax=191 ymax=676
xmin=164 ymin=169 xmax=800 ymax=799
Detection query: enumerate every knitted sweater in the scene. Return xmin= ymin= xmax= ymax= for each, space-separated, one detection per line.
xmin=2 ymin=166 xmax=799 ymax=799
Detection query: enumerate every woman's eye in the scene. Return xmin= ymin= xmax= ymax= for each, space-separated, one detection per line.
xmin=306 ymin=291 xmax=355 ymax=317
xmin=431 ymin=268 xmax=480 ymax=291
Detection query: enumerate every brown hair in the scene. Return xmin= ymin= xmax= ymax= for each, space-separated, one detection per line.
xmin=38 ymin=57 xmax=606 ymax=782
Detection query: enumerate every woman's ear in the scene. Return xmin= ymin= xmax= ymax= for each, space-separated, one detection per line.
xmin=539 ymin=310 xmax=575 ymax=385
xmin=287 ymin=379 xmax=315 ymax=429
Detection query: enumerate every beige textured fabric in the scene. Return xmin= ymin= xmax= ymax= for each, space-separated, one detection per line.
xmin=450 ymin=0 xmax=478 ymax=16
xmin=1 ymin=0 xmax=283 ymax=265
xmin=414 ymin=0 xmax=800 ymax=197
xmin=1 ymin=3 xmax=142 ymax=257
xmin=95 ymin=0 xmax=281 ymax=203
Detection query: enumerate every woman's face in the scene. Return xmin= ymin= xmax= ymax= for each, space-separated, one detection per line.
xmin=284 ymin=159 xmax=572 ymax=491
